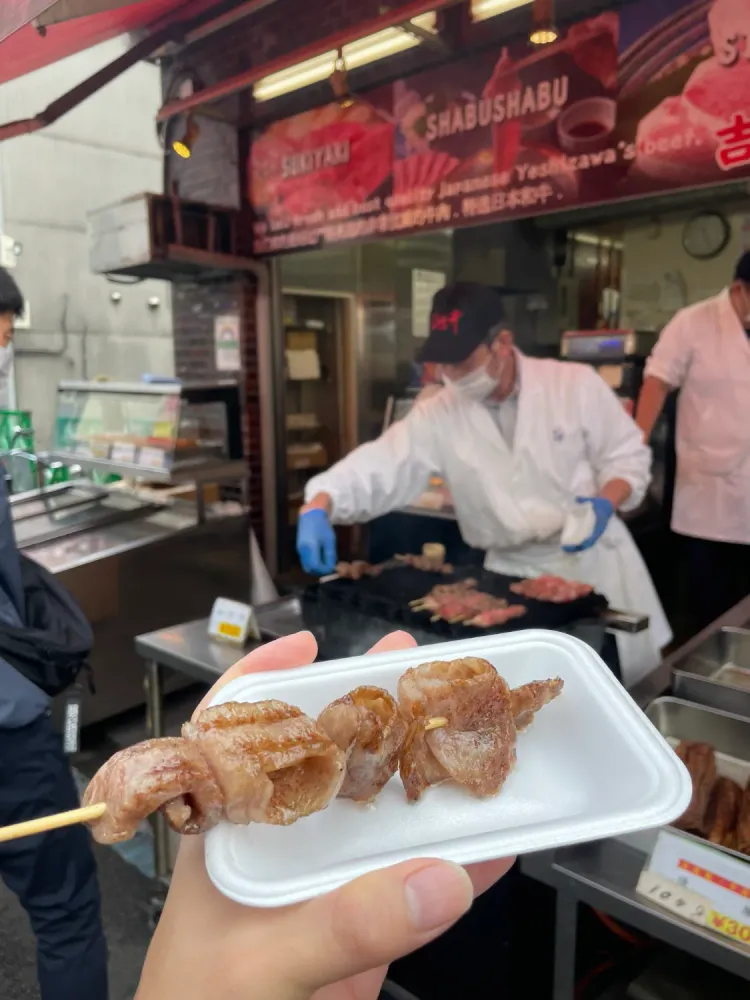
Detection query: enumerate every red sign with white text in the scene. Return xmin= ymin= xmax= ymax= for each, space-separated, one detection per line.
xmin=250 ymin=0 xmax=750 ymax=254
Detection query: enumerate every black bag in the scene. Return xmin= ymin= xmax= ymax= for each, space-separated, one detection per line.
xmin=0 ymin=554 xmax=93 ymax=696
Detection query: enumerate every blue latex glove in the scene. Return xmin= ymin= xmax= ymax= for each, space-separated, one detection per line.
xmin=561 ymin=496 xmax=614 ymax=553
xmin=297 ymin=508 xmax=337 ymax=575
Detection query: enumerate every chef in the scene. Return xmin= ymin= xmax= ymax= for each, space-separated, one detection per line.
xmin=297 ymin=281 xmax=671 ymax=686
xmin=636 ymin=251 xmax=750 ymax=631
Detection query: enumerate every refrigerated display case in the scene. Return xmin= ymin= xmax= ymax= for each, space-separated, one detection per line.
xmin=14 ymin=380 xmax=251 ymax=724
xmin=51 ymin=379 xmax=243 ymax=482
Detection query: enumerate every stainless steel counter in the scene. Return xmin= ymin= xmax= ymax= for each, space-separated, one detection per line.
xmin=521 ymin=595 xmax=750 ymax=997
xmin=14 ymin=481 xmax=251 ymax=725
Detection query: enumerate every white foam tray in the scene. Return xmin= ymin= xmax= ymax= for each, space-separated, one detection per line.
xmin=204 ymin=630 xmax=691 ymax=907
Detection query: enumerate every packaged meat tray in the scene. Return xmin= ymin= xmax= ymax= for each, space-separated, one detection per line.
xmin=204 ymin=630 xmax=690 ymax=907
xmin=306 ymin=564 xmax=608 ymax=638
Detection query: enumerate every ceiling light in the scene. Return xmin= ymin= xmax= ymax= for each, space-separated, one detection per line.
xmin=253 ymin=12 xmax=436 ymax=103
xmin=529 ymin=0 xmax=558 ymax=45
xmin=471 ymin=0 xmax=532 ymax=23
xmin=172 ymin=114 xmax=199 ymax=158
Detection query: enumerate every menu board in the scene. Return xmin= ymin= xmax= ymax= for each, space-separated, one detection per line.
xmin=250 ymin=0 xmax=750 ymax=254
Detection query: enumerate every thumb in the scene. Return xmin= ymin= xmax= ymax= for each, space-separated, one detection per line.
xmin=282 ymin=860 xmax=474 ymax=993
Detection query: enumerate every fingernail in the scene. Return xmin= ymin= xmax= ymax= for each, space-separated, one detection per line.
xmin=404 ymin=861 xmax=474 ymax=932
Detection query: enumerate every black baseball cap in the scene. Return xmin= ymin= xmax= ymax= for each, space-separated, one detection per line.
xmin=735 ymin=251 xmax=750 ymax=283
xmin=417 ymin=282 xmax=506 ymax=364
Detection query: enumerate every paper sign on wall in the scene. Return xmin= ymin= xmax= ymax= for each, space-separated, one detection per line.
xmin=214 ymin=315 xmax=241 ymax=372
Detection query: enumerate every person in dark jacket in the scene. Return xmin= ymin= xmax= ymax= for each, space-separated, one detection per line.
xmin=0 ymin=268 xmax=107 ymax=1000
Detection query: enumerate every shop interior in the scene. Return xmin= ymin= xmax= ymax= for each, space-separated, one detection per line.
xmin=276 ymin=191 xmax=747 ymax=645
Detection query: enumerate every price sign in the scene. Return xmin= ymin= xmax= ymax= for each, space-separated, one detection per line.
xmin=638 ymin=829 xmax=750 ymax=950
xmin=138 ymin=446 xmax=165 ymax=470
xmin=111 ymin=441 xmax=136 ymax=464
xmin=208 ymin=597 xmax=259 ymax=647
xmin=636 ymin=870 xmax=710 ymax=926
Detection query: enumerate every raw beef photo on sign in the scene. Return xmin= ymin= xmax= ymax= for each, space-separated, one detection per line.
xmin=251 ymin=102 xmax=394 ymax=224
xmin=619 ymin=0 xmax=750 ymax=193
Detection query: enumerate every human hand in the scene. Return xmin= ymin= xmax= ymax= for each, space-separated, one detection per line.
xmin=297 ymin=508 xmax=337 ymax=575
xmin=136 ymin=630 xmax=515 ymax=1000
xmin=561 ymin=496 xmax=614 ymax=553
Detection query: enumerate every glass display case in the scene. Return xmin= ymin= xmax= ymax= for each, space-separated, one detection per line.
xmin=52 ymin=380 xmax=243 ymax=481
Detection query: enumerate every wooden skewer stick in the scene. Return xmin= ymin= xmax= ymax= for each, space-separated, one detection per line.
xmin=425 ymin=716 xmax=448 ymax=731
xmin=0 ymin=803 xmax=107 ymax=844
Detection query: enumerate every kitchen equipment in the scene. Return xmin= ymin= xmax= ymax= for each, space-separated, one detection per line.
xmin=204 ymin=630 xmax=690 ymax=907
xmin=672 ymin=628 xmax=750 ymax=719
xmin=306 ymin=564 xmax=645 ymax=640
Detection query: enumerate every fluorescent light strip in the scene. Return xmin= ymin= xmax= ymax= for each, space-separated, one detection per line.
xmin=471 ymin=0 xmax=532 ymax=23
xmin=253 ymin=13 xmax=437 ymax=103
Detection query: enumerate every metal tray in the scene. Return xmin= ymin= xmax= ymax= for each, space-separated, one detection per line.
xmin=672 ymin=627 xmax=750 ymax=718
xmin=646 ymin=697 xmax=750 ymax=864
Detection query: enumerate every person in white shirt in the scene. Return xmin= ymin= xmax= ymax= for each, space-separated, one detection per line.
xmin=636 ymin=251 xmax=750 ymax=630
xmin=297 ymin=282 xmax=671 ymax=687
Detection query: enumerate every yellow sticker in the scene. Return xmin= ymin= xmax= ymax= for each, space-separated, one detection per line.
xmin=218 ymin=621 xmax=242 ymax=639
xmin=706 ymin=910 xmax=750 ymax=945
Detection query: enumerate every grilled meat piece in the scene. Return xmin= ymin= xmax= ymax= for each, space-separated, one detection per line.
xmin=510 ymin=677 xmax=564 ymax=731
xmin=673 ymin=741 xmax=717 ymax=833
xmin=704 ymin=776 xmax=742 ymax=846
xmin=737 ymin=780 xmax=750 ymax=856
xmin=182 ymin=701 xmax=346 ymax=827
xmin=398 ymin=657 xmax=518 ymax=802
xmin=83 ymin=737 xmax=223 ymax=844
xmin=318 ymin=686 xmax=408 ymax=803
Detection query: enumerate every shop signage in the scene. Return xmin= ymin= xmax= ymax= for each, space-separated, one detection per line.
xmin=250 ymin=0 xmax=750 ymax=254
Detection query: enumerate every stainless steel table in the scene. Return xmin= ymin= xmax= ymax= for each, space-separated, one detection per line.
xmin=521 ymin=595 xmax=750 ymax=999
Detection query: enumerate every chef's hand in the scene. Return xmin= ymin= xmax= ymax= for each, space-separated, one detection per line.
xmin=561 ymin=496 xmax=614 ymax=553
xmin=136 ymin=631 xmax=515 ymax=1000
xmin=297 ymin=508 xmax=337 ymax=575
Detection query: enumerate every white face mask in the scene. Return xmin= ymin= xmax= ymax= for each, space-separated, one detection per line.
xmin=0 ymin=345 xmax=13 ymax=377
xmin=443 ymin=360 xmax=499 ymax=401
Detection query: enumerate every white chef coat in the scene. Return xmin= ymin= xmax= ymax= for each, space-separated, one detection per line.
xmin=306 ymin=354 xmax=672 ymax=686
xmin=484 ymin=382 xmax=519 ymax=446
xmin=645 ymin=289 xmax=750 ymax=544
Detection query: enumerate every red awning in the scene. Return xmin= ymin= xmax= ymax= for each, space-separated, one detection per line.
xmin=0 ymin=0 xmax=218 ymax=85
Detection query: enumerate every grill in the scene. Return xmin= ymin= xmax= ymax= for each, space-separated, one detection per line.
xmin=305 ymin=565 xmax=609 ymax=640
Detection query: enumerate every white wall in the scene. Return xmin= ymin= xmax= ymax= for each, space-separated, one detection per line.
xmin=0 ymin=37 xmax=173 ymax=446
xmin=620 ymin=201 xmax=750 ymax=331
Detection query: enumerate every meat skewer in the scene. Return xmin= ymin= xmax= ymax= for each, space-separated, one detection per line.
xmin=0 ymin=660 xmax=564 ymax=845
xmin=464 ymin=605 xmax=527 ymax=628
xmin=510 ymin=575 xmax=593 ymax=603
